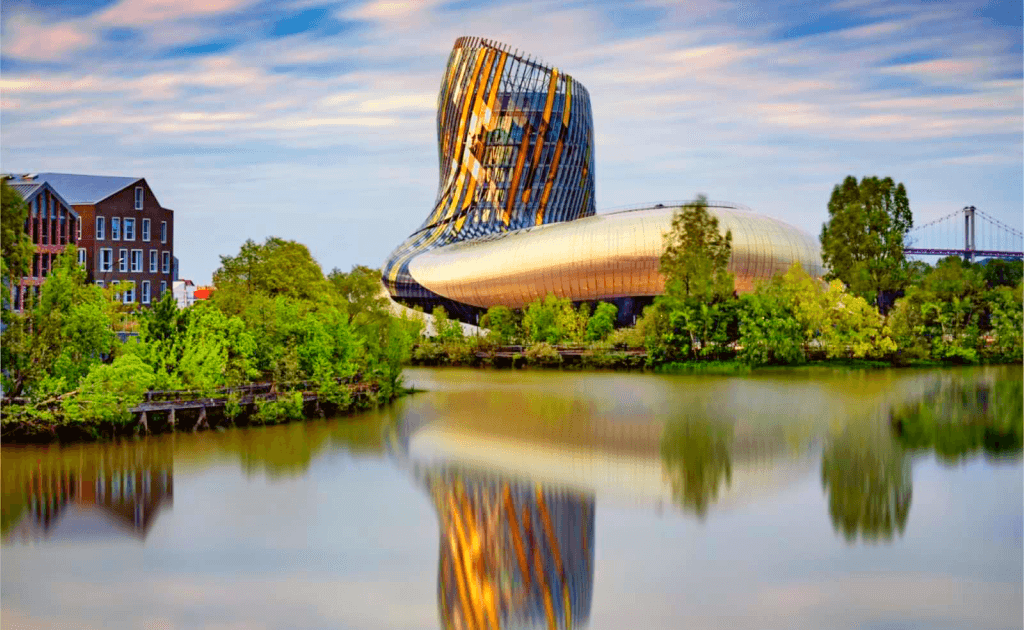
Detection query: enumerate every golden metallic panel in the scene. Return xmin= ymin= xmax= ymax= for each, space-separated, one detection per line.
xmin=407 ymin=205 xmax=824 ymax=309
xmin=504 ymin=123 xmax=532 ymax=225
xmin=451 ymin=50 xmax=488 ymax=174
xmin=537 ymin=138 xmax=565 ymax=224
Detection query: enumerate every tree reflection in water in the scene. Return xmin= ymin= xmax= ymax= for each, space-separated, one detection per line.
xmin=659 ymin=420 xmax=734 ymax=518
xmin=821 ymin=431 xmax=912 ymax=544
xmin=423 ymin=467 xmax=595 ymax=630
xmin=891 ymin=378 xmax=1023 ymax=463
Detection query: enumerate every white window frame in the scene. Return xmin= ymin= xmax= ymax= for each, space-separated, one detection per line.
xmin=77 ymin=248 xmax=86 ymax=266
xmin=96 ymin=280 xmax=105 ymax=288
xmin=159 ymin=281 xmax=167 ymax=300
xmin=124 ymin=218 xmax=136 ymax=241
xmin=131 ymin=249 xmax=143 ymax=273
xmin=119 ymin=248 xmax=128 ymax=272
xmin=141 ymin=281 xmax=151 ymax=304
xmin=135 ymin=186 xmax=144 ymax=210
xmin=99 ymin=248 xmax=113 ymax=272
xmin=77 ymin=216 xmax=82 ymax=240
xmin=149 ymin=249 xmax=158 ymax=273
xmin=123 ymin=284 xmax=135 ymax=304
xmin=162 ymin=251 xmax=170 ymax=274
xmin=96 ymin=216 xmax=105 ymax=240
xmin=160 ymin=221 xmax=167 ymax=244
xmin=111 ymin=217 xmax=121 ymax=241
xmin=142 ymin=218 xmax=150 ymax=241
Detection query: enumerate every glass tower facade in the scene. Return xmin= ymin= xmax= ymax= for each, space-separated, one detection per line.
xmin=383 ymin=36 xmax=597 ymax=315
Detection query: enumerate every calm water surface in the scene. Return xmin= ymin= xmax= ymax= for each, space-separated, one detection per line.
xmin=2 ymin=366 xmax=1022 ymax=629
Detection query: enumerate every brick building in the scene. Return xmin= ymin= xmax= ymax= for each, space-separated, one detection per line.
xmin=3 ymin=177 xmax=79 ymax=311
xmin=33 ymin=173 xmax=175 ymax=305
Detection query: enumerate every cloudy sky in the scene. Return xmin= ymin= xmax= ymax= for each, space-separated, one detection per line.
xmin=2 ymin=0 xmax=1021 ymax=283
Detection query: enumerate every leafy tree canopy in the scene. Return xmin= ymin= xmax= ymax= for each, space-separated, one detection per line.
xmin=1 ymin=181 xmax=35 ymax=290
xmin=819 ymin=175 xmax=913 ymax=302
xmin=328 ymin=265 xmax=391 ymax=326
xmin=212 ymin=237 xmax=329 ymax=310
xmin=659 ymin=195 xmax=734 ymax=303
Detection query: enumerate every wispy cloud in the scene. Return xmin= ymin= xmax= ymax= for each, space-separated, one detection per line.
xmin=1 ymin=0 xmax=1020 ymax=282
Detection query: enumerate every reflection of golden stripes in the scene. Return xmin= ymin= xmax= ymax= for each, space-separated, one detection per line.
xmin=532 ymin=531 xmax=557 ymax=630
xmin=503 ymin=484 xmax=530 ymax=590
xmin=536 ymin=485 xmax=563 ymax=581
xmin=447 ymin=527 xmax=474 ymax=630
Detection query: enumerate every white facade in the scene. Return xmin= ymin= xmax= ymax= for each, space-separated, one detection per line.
xmin=172 ymin=279 xmax=195 ymax=309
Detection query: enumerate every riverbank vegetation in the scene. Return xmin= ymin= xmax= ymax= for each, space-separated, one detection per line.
xmin=1 ymin=236 xmax=421 ymax=441
xmin=410 ymin=187 xmax=1022 ymax=369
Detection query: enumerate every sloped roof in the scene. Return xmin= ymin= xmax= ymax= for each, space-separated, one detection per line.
xmin=34 ymin=172 xmax=142 ymax=205
xmin=7 ymin=181 xmax=42 ymax=200
xmin=3 ymin=179 xmax=78 ymax=217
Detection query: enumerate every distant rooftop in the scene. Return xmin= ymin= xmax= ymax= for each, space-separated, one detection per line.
xmin=7 ymin=172 xmax=143 ymax=205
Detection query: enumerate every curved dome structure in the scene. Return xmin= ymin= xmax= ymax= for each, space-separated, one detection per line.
xmin=384 ymin=37 xmax=824 ymax=321
xmin=409 ymin=202 xmax=824 ymax=309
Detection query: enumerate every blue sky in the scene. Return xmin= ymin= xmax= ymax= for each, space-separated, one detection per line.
xmin=1 ymin=0 xmax=1021 ymax=283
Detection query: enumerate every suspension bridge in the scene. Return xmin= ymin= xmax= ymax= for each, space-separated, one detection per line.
xmin=905 ymin=206 xmax=1023 ymax=261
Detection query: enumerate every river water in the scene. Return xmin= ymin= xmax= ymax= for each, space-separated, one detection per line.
xmin=2 ymin=366 xmax=1021 ymax=629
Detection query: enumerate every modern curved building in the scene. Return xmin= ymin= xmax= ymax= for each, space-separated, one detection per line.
xmin=384 ymin=36 xmax=823 ymax=322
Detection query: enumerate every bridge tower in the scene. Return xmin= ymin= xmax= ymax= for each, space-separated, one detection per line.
xmin=963 ymin=206 xmax=976 ymax=262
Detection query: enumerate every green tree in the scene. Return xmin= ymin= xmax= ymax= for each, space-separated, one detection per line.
xmin=659 ymin=195 xmax=734 ymax=302
xmin=480 ymin=305 xmax=519 ymax=345
xmin=1 ymin=181 xmax=35 ymax=290
xmin=888 ymin=257 xmax=987 ymax=362
xmin=981 ymin=259 xmax=1023 ymax=289
xmin=556 ymin=300 xmax=589 ymax=345
xmin=984 ymin=283 xmax=1023 ymax=362
xmin=522 ymin=294 xmax=570 ymax=344
xmin=62 ymin=354 xmax=156 ymax=425
xmin=586 ymin=302 xmax=618 ymax=342
xmin=819 ymin=175 xmax=913 ymax=303
xmin=737 ymin=283 xmax=805 ymax=366
xmin=212 ymin=237 xmax=329 ymax=312
xmin=431 ymin=305 xmax=464 ymax=343
xmin=328 ymin=265 xmax=391 ymax=326
xmin=1 ymin=245 xmax=116 ymax=397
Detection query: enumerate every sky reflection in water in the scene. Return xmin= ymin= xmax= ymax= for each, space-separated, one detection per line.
xmin=1 ymin=366 xmax=1021 ymax=629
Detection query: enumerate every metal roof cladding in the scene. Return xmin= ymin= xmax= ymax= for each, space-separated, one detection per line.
xmin=7 ymin=181 xmax=43 ymax=199
xmin=33 ymin=172 xmax=142 ymax=205
xmin=4 ymin=179 xmax=78 ymax=217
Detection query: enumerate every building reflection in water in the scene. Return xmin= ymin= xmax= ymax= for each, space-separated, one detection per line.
xmin=424 ymin=467 xmax=594 ymax=630
xmin=5 ymin=450 xmax=173 ymax=542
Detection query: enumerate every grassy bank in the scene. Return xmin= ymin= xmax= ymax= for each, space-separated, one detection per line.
xmin=0 ymin=380 xmax=401 ymax=444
